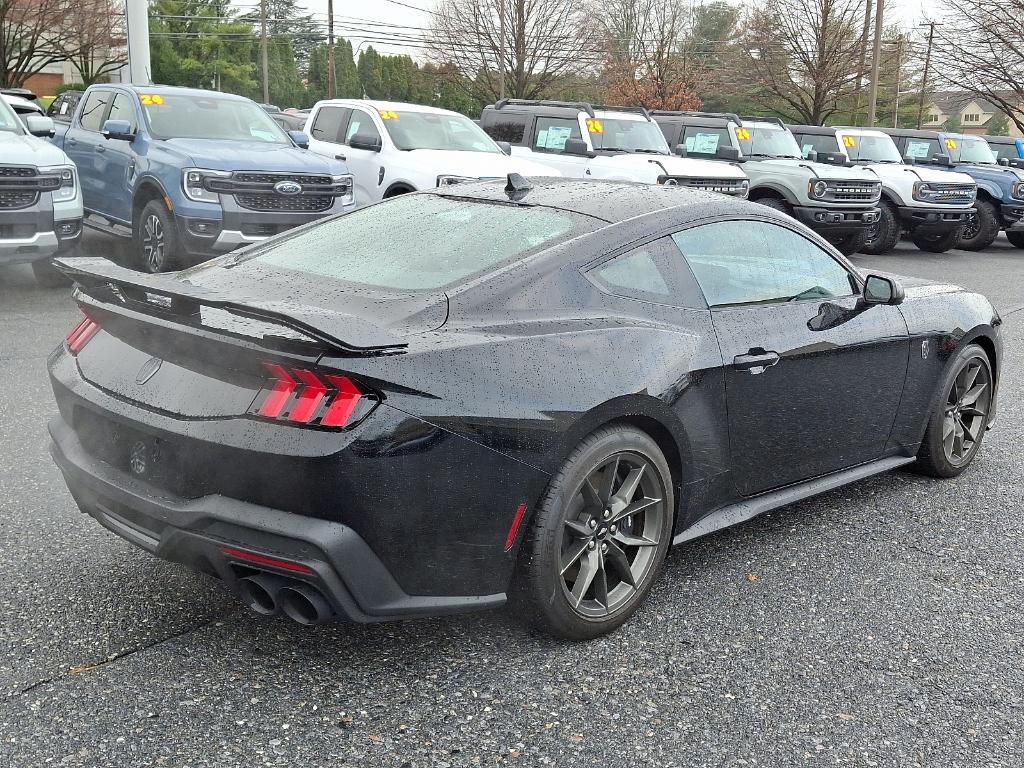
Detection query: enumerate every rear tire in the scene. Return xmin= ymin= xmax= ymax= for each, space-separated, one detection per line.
xmin=914 ymin=343 xmax=993 ymax=478
xmin=910 ymin=226 xmax=963 ymax=254
xmin=135 ymin=200 xmax=180 ymax=273
xmin=860 ymin=201 xmax=901 ymax=254
xmin=829 ymin=231 xmax=869 ymax=256
xmin=512 ymin=425 xmax=674 ymax=640
xmin=1006 ymin=231 xmax=1024 ymax=249
xmin=754 ymin=197 xmax=791 ymax=216
xmin=31 ymin=258 xmax=70 ymax=288
xmin=958 ymin=199 xmax=1000 ymax=251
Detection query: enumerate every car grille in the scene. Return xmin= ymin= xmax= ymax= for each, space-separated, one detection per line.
xmin=924 ymin=183 xmax=975 ymax=205
xmin=823 ymin=182 xmax=881 ymax=202
xmin=664 ymin=177 xmax=748 ymax=196
xmin=0 ymin=165 xmax=61 ymax=209
xmin=205 ymin=172 xmax=347 ymax=214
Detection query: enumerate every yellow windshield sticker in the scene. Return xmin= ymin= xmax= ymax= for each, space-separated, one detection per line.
xmin=944 ymin=138 xmax=957 ymax=150
xmin=842 ymin=135 xmax=857 ymax=148
xmin=139 ymin=94 xmax=165 ymax=106
xmin=586 ymin=118 xmax=603 ymax=134
xmin=735 ymin=127 xmax=751 ymax=141
xmin=379 ymin=110 xmax=399 ymax=120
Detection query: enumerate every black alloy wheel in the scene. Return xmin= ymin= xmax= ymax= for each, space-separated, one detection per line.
xmin=513 ymin=426 xmax=674 ymax=640
xmin=135 ymin=200 xmax=180 ymax=273
xmin=916 ymin=343 xmax=993 ymax=477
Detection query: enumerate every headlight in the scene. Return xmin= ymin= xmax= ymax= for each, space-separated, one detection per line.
xmin=41 ymin=165 xmax=76 ymax=203
xmin=436 ymin=175 xmax=477 ymax=187
xmin=182 ymin=168 xmax=229 ymax=203
xmin=333 ymin=173 xmax=355 ymax=206
xmin=810 ymin=180 xmax=829 ymax=199
xmin=739 ymin=179 xmax=750 ymax=198
xmin=1012 ymin=181 xmax=1024 ymax=200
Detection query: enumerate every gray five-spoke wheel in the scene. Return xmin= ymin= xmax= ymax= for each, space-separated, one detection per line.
xmin=942 ymin=356 xmax=991 ymax=465
xmin=559 ymin=452 xmax=666 ymax=619
xmin=142 ymin=213 xmax=165 ymax=272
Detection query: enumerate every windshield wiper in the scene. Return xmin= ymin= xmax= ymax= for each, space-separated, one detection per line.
xmin=631 ymin=148 xmax=668 ymax=155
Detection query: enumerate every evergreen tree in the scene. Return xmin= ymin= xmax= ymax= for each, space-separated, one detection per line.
xmin=357 ymin=47 xmax=386 ymax=99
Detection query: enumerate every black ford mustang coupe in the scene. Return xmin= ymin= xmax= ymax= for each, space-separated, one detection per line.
xmin=48 ymin=178 xmax=1001 ymax=640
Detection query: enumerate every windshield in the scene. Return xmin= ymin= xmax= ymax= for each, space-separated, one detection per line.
xmin=839 ymin=132 xmax=904 ymax=163
xmin=141 ymin=93 xmax=289 ymax=143
xmin=235 ymin=193 xmax=594 ymax=290
xmin=589 ymin=117 xmax=670 ymax=153
xmin=945 ymin=135 xmax=997 ymax=164
xmin=0 ymin=97 xmax=24 ymax=134
xmin=738 ymin=123 xmax=803 ymax=159
xmin=384 ymin=110 xmax=500 ymax=153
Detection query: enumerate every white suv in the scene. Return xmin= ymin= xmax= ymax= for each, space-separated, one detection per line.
xmin=303 ymin=100 xmax=559 ymax=206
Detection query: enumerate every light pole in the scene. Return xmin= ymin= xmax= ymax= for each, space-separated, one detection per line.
xmin=916 ymin=21 xmax=940 ymax=129
xmin=498 ymin=0 xmax=506 ymax=101
xmin=260 ymin=0 xmax=270 ymax=104
xmin=124 ymin=0 xmax=151 ymax=84
xmin=866 ymin=0 xmax=884 ymax=126
xmin=328 ymin=0 xmax=336 ymax=99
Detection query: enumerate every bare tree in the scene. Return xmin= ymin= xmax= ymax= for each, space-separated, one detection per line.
xmin=429 ymin=0 xmax=593 ymax=101
xmin=933 ymin=0 xmax=1024 ymax=133
xmin=595 ymin=0 xmax=704 ymax=110
xmin=0 ymin=0 xmax=75 ymax=87
xmin=738 ymin=0 xmax=865 ymax=124
xmin=60 ymin=0 xmax=127 ymax=86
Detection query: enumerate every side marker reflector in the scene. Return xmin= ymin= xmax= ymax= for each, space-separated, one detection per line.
xmin=504 ymin=504 xmax=528 ymax=552
xmin=220 ymin=546 xmax=314 ymax=574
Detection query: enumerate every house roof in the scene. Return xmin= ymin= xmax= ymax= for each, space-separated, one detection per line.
xmin=928 ymin=90 xmax=1009 ymax=115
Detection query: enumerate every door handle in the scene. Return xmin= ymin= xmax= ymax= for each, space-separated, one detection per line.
xmin=733 ymin=349 xmax=780 ymax=373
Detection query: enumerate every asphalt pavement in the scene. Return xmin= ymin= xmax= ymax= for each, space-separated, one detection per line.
xmin=1 ymin=232 xmax=1022 ymax=767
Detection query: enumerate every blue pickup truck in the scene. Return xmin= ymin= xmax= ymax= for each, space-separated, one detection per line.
xmin=882 ymin=128 xmax=1024 ymax=250
xmin=51 ymin=84 xmax=354 ymax=271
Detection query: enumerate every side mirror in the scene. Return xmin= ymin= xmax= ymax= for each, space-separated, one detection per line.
xmin=674 ymin=144 xmax=688 ymax=157
xmin=819 ymin=151 xmax=849 ymax=166
xmin=904 ymin=155 xmax=917 ymax=165
xmin=806 ymin=150 xmax=819 ymax=162
xmin=863 ymin=274 xmax=905 ymax=306
xmin=349 ymin=133 xmax=382 ymax=152
xmin=997 ymin=157 xmax=1009 ymax=167
xmin=563 ymin=138 xmax=594 ymax=157
xmin=496 ymin=140 xmax=512 ymax=155
xmin=101 ymin=119 xmax=135 ymax=141
xmin=931 ymin=154 xmax=952 ymax=167
xmin=1010 ymin=158 xmax=1024 ymax=169
xmin=715 ymin=145 xmax=741 ymax=162
xmin=287 ymin=130 xmax=309 ymax=149
xmin=25 ymin=114 xmax=54 ymax=138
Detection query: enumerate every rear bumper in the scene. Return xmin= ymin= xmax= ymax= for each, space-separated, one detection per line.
xmin=792 ymin=205 xmax=880 ymax=233
xmin=898 ymin=206 xmax=972 ymax=233
xmin=49 ymin=415 xmax=506 ymax=622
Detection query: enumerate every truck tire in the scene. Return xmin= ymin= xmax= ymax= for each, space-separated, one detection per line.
xmin=754 ymin=197 xmax=791 ymax=216
xmin=31 ymin=259 xmax=71 ymax=288
xmin=911 ymin=226 xmax=963 ymax=253
xmin=860 ymin=201 xmax=900 ymax=254
xmin=828 ymin=231 xmax=869 ymax=256
xmin=1006 ymin=231 xmax=1024 ymax=249
xmin=135 ymin=200 xmax=180 ymax=273
xmin=958 ymin=199 xmax=1000 ymax=251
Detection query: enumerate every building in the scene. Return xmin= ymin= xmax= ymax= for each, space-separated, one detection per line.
xmin=922 ymin=91 xmax=1023 ymax=138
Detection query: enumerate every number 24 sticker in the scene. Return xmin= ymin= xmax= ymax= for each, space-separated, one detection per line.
xmin=140 ymin=94 xmax=165 ymax=106
xmin=944 ymin=138 xmax=957 ymax=150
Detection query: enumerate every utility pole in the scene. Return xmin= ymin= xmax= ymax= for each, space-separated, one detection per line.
xmin=498 ymin=0 xmax=506 ymax=101
xmin=866 ymin=0 xmax=884 ymax=126
xmin=327 ymin=0 xmax=337 ymax=98
xmin=124 ymin=0 xmax=151 ymax=84
xmin=916 ymin=21 xmax=940 ymax=129
xmin=892 ymin=37 xmax=904 ymax=128
xmin=852 ymin=0 xmax=873 ymax=125
xmin=260 ymin=0 xmax=270 ymax=104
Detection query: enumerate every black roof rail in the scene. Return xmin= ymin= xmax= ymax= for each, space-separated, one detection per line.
xmin=740 ymin=115 xmax=787 ymax=128
xmin=595 ymin=105 xmax=652 ymax=121
xmin=493 ymin=99 xmax=596 ymax=118
xmin=649 ymin=109 xmax=744 ymax=125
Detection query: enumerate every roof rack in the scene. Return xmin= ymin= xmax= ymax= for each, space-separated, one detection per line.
xmin=594 ymin=105 xmax=652 ymax=121
xmin=740 ymin=115 xmax=787 ymax=128
xmin=493 ymin=99 xmax=596 ymax=118
xmin=649 ymin=109 xmax=744 ymax=126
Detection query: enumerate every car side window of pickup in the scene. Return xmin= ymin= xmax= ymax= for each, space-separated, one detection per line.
xmin=107 ymin=93 xmax=138 ymax=132
xmin=672 ymin=220 xmax=857 ymax=308
xmin=533 ymin=117 xmax=581 ymax=153
xmin=310 ymin=106 xmax=350 ymax=143
xmin=344 ymin=110 xmax=381 ymax=144
xmin=79 ymin=90 xmax=112 ymax=132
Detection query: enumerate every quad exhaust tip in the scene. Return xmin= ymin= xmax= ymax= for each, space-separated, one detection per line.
xmin=237 ymin=573 xmax=334 ymax=625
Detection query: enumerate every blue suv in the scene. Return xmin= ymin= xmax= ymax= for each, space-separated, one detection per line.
xmin=882 ymin=128 xmax=1024 ymax=250
xmin=51 ymin=85 xmax=353 ymax=271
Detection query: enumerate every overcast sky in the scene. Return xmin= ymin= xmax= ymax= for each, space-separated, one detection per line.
xmin=293 ymin=0 xmax=946 ymax=61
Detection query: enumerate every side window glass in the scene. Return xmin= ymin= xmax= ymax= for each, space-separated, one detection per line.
xmin=482 ymin=112 xmax=529 ymax=144
xmin=78 ymin=91 xmax=112 ymax=132
xmin=533 ymin=117 xmax=581 ymax=153
xmin=797 ymin=134 xmax=841 ymax=158
xmin=106 ymin=93 xmax=137 ymax=131
xmin=682 ymin=127 xmax=728 ymax=156
xmin=672 ymin=221 xmax=856 ymax=307
xmin=905 ymin=138 xmax=939 ymax=160
xmin=344 ymin=110 xmax=381 ymax=144
xmin=310 ymin=106 xmax=348 ymax=143
xmin=587 ymin=238 xmax=698 ymax=307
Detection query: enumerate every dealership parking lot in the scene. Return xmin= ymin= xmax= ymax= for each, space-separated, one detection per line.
xmin=1 ymin=232 xmax=1023 ymax=767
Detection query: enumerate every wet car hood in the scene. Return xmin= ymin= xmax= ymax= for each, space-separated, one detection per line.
xmin=402 ymin=148 xmax=561 ymax=178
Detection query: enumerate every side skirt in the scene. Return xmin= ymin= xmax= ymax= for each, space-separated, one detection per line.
xmin=673 ymin=455 xmax=915 ymax=545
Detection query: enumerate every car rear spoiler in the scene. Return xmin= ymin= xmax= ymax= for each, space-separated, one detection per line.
xmin=56 ymin=257 xmax=408 ymax=357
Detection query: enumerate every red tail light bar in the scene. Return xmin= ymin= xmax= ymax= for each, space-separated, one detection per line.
xmin=250 ymin=362 xmax=368 ymax=429
xmin=66 ymin=315 xmax=100 ymax=355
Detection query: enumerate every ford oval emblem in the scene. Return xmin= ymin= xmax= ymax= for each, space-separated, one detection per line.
xmin=274 ymin=180 xmax=303 ymax=196
xmin=136 ymin=356 xmax=163 ymax=385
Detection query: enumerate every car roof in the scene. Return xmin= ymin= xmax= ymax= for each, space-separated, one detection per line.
xmin=316 ymin=99 xmax=461 ymax=117
xmin=879 ymin=128 xmax=942 ymax=138
xmin=981 ymin=135 xmax=1015 ymax=145
xmin=430 ymin=176 xmax=777 ymax=225
xmin=2 ymin=94 xmax=42 ymax=111
xmin=125 ymin=84 xmax=252 ymax=101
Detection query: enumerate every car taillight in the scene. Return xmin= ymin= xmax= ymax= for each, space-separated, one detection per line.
xmin=250 ymin=362 xmax=367 ymax=428
xmin=66 ymin=315 xmax=100 ymax=355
